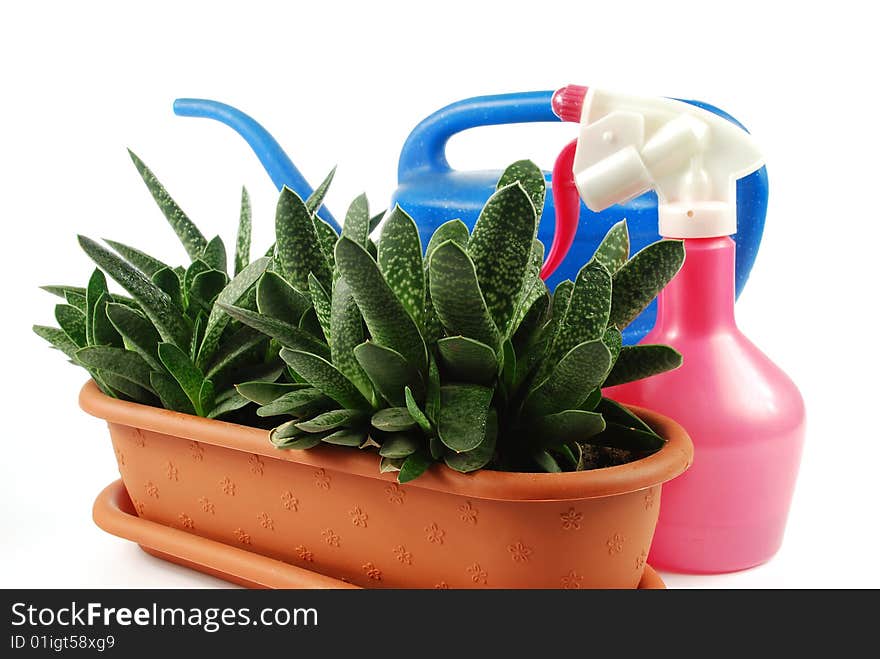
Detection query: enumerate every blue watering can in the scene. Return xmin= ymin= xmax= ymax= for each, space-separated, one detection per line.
xmin=173 ymin=92 xmax=768 ymax=344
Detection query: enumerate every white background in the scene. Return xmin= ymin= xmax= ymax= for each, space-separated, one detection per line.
xmin=1 ymin=1 xmax=877 ymax=589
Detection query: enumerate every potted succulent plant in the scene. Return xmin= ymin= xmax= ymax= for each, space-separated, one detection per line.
xmin=38 ymin=153 xmax=692 ymax=589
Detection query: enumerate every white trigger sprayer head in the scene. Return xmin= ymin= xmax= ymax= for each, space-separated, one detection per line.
xmin=572 ymin=89 xmax=765 ymax=238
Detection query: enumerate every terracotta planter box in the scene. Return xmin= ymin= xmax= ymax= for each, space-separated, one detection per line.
xmin=80 ymin=380 xmax=693 ymax=589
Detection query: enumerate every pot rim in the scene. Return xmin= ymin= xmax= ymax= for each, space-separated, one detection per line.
xmin=80 ymin=380 xmax=693 ymax=502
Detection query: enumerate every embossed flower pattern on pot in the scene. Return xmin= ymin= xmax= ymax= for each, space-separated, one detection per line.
xmin=257 ymin=512 xmax=274 ymax=530
xmin=507 ymin=542 xmax=533 ymax=563
xmin=425 ymin=523 xmax=445 ymax=545
xmin=248 ymin=454 xmax=264 ymax=476
xmin=295 ymin=545 xmax=313 ymax=562
xmin=467 ymin=563 xmax=488 ymax=585
xmin=362 ymin=562 xmax=382 ymax=581
xmin=560 ymin=507 xmax=583 ymax=531
xmin=349 ymin=506 xmax=368 ymax=528
xmin=458 ymin=501 xmax=478 ymax=525
xmin=314 ymin=469 xmax=331 ymax=490
xmin=233 ymin=529 xmax=251 ymax=545
xmin=281 ymin=490 xmax=298 ymax=511
xmin=165 ymin=461 xmax=179 ymax=481
xmin=385 ymin=483 xmax=405 ymax=504
xmin=144 ymin=481 xmax=159 ymax=499
xmin=607 ymin=533 xmax=625 ymax=555
xmin=178 ymin=513 xmax=194 ymax=529
xmin=198 ymin=497 xmax=215 ymax=514
xmin=322 ymin=529 xmax=340 ymax=547
xmin=561 ymin=570 xmax=583 ymax=589
xmin=190 ymin=441 xmax=204 ymax=461
xmin=220 ymin=477 xmax=236 ymax=496
xmin=393 ymin=545 xmax=413 ymax=565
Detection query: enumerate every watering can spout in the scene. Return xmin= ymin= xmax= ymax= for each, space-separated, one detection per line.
xmin=172 ymin=98 xmax=339 ymax=229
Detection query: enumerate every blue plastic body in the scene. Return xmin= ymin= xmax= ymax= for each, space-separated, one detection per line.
xmin=172 ymin=93 xmax=768 ymax=344
xmin=392 ymin=91 xmax=769 ymax=343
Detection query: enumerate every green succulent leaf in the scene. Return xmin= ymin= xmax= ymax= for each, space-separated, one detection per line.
xmin=296 ymin=409 xmax=367 ymax=433
xmin=379 ymin=457 xmax=404 ymax=473
xmin=276 ymin=186 xmax=332 ymax=291
xmin=404 ymin=386 xmax=432 ymax=434
xmin=524 ymin=339 xmax=611 ymax=417
xmin=201 ymin=235 xmax=227 ymax=273
xmin=204 ymin=327 xmax=265 ymax=380
xmin=313 ymin=218 xmax=339 ymax=272
xmin=271 ymin=423 xmax=323 ymax=449
xmin=378 ymin=432 xmax=421 ymax=458
xmin=150 ymin=267 xmax=183 ymax=310
xmin=235 ymin=381 xmax=308 ymax=405
xmin=426 ymin=356 xmax=440 ymax=424
xmin=257 ymin=271 xmax=311 ymax=322
xmin=596 ymin=397 xmax=655 ymax=434
xmin=602 ymin=327 xmax=623 ymax=366
xmin=217 ymin=303 xmax=329 ymax=358
xmin=305 ymin=167 xmax=336 ymax=215
xmin=444 ymin=409 xmax=497 ymax=473
xmin=547 ymin=261 xmax=612 ymax=366
xmin=76 ymin=346 xmax=154 ymax=393
xmin=342 ymin=193 xmax=370 ymax=248
xmin=437 ymin=336 xmax=497 ymax=385
xmin=234 ymin=187 xmax=252 ymax=275
xmin=78 ymin=236 xmax=192 ymax=349
xmin=256 ymin=387 xmax=333 ymax=417
xmin=426 ymin=218 xmax=470 ymax=263
xmin=495 ymin=159 xmax=546 ymax=229
xmin=149 ymin=370 xmax=195 ymax=414
xmin=330 ymin=277 xmax=373 ymax=401
xmin=532 ymin=450 xmax=562 ymax=473
xmin=99 ymin=373 xmax=154 ymax=404
xmin=335 ymin=237 xmax=427 ymax=372
xmin=128 ymin=149 xmax=207 ymax=260
xmin=529 ymin=410 xmax=606 ymax=450
xmin=437 ymin=384 xmax=493 ymax=453
xmin=511 ymin=240 xmax=546 ymax=333
xmin=592 ymin=220 xmax=630 ymax=273
xmin=196 ymin=256 xmax=270 ymax=368
xmin=587 ymin=423 xmax=665 ymax=451
xmin=398 ymin=450 xmax=433 ymax=484
xmin=33 ymin=324 xmax=80 ymax=360
xmin=206 ymin=392 xmax=251 ymax=419
xmin=603 ymin=345 xmax=683 ymax=387
xmin=468 ymin=182 xmax=537 ymax=334
xmin=378 ymin=205 xmax=425 ymax=325
xmin=158 ymin=342 xmax=213 ymax=415
xmin=353 ymin=341 xmax=422 ymax=407
xmin=371 ymin=407 xmax=417 ymax=432
xmin=321 ymin=428 xmax=367 ymax=447
xmin=104 ymin=239 xmax=171 ymax=277
xmin=105 ymin=303 xmax=162 ymax=370
xmin=188 ymin=269 xmax=229 ymax=313
xmin=85 ymin=268 xmax=109 ymax=345
xmin=610 ymin=240 xmax=685 ymax=329
xmin=428 ymin=241 xmax=500 ymax=350
xmin=92 ymin=294 xmax=123 ymax=347
xmin=55 ymin=304 xmax=87 ymax=347
xmin=64 ymin=290 xmax=87 ymax=313
xmin=280 ymin=348 xmax=372 ymax=411
xmin=308 ymin=273 xmax=332 ymax=341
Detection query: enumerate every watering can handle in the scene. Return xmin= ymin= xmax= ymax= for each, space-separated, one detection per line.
xmin=397 ymin=91 xmax=559 ymax=180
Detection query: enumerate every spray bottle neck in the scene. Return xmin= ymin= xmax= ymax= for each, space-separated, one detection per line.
xmin=654 ymin=236 xmax=737 ymax=335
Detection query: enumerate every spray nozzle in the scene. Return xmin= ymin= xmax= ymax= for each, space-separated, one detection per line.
xmin=564 ymin=88 xmax=764 ymax=238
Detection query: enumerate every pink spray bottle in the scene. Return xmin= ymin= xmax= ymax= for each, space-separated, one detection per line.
xmin=552 ymin=86 xmax=805 ymax=573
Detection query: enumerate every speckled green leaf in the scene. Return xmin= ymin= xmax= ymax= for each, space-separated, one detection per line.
xmin=437 ymin=336 xmax=497 ymax=385
xmin=353 ymin=341 xmax=422 ymax=407
xmin=425 ymin=219 xmax=469 ymax=263
xmin=369 ymin=211 xmax=385 ymax=233
xmin=330 ymin=277 xmax=372 ymax=400
xmin=217 ymin=303 xmax=329 ymax=358
xmin=296 ymin=408 xmax=367 ymax=433
xmin=78 ymin=237 xmax=191 ymax=349
xmin=404 ymin=386 xmax=432 ymax=434
xmin=235 ymin=186 xmax=252 ymax=275
xmin=533 ymin=450 xmax=562 ymax=473
xmin=496 ymin=160 xmax=546 ymax=231
xmin=426 ymin=356 xmax=440 ymax=424
xmin=198 ymin=379 xmax=215 ymax=417
xmin=159 ymin=342 xmax=212 ymax=415
xmin=397 ymin=450 xmax=432 ymax=484
xmin=335 ymin=237 xmax=427 ymax=372
xmin=603 ymin=344 xmax=682 ymax=387
xmin=207 ymin=392 xmax=250 ymax=419
xmin=511 ymin=240 xmax=546 ymax=333
xmin=312 ymin=218 xmax=338 ymax=272
xmin=196 ymin=257 xmax=269 ymax=368
xmin=150 ymin=371 xmax=195 ymax=414
xmin=602 ymin=327 xmax=623 ymax=366
xmin=524 ymin=339 xmax=611 ymax=417
xmin=276 ymin=187 xmax=331 ymax=290
xmin=587 ymin=423 xmax=665 ymax=451
xmin=593 ymin=220 xmax=630 ymax=273
xmin=99 ymin=373 xmax=154 ymax=404
xmin=437 ymin=384 xmax=493 ymax=453
xmin=428 ymin=241 xmax=499 ymax=350
xmin=183 ymin=259 xmax=210 ymax=293
xmin=257 ymin=271 xmax=310 ymax=322
xmin=371 ymin=408 xmax=417 ymax=433
xmin=85 ymin=268 xmax=108 ymax=345
xmin=64 ymin=290 xmax=87 ymax=313
xmin=150 ymin=268 xmax=182 ymax=311
xmin=342 ymin=193 xmax=370 ymax=248
xmin=547 ymin=262 xmax=611 ymax=366
xmin=596 ymin=397 xmax=654 ymax=433
xmin=104 ymin=239 xmax=170 ymax=277
xmin=280 ymin=348 xmax=371 ymax=411
xmin=204 ymin=326 xmax=265 ymax=380
xmin=92 ymin=294 xmax=124 ymax=347
xmin=611 ymin=240 xmax=685 ymax=329
xmin=201 ymin=235 xmax=227 ymax=273
xmin=105 ymin=303 xmax=162 ymax=370
xmin=299 ymin=306 xmax=323 ymax=339
xmin=270 ymin=421 xmax=322 ymax=449
xmin=33 ymin=324 xmax=79 ymax=359
xmin=444 ymin=409 xmax=497 ymax=473
xmin=189 ymin=269 xmax=228 ymax=313
xmin=55 ymin=304 xmax=86 ymax=347
xmin=530 ymin=410 xmax=606 ymax=449
xmin=378 ymin=432 xmax=421 ymax=458
xmin=235 ymin=381 xmax=307 ymax=405
xmin=305 ymin=167 xmax=336 ymax=215
xmin=317 ymin=429 xmax=364 ymax=447
xmin=76 ymin=346 xmax=154 ymax=392
xmin=378 ymin=205 xmax=425 ymax=325
xmin=468 ymin=182 xmax=537 ymax=334
xmin=257 ymin=387 xmax=333 ymax=417
xmin=308 ymin=274 xmax=332 ymax=341
xmin=128 ymin=149 xmax=207 ymax=260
